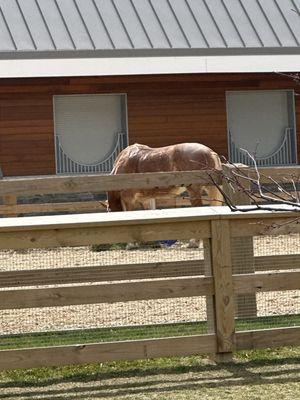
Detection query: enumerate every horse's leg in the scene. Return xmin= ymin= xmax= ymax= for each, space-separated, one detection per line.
xmin=186 ymin=184 xmax=203 ymax=207
xmin=186 ymin=185 xmax=203 ymax=248
xmin=141 ymin=198 xmax=156 ymax=210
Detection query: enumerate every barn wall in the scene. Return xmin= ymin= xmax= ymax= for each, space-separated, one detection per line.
xmin=0 ymin=73 xmax=299 ymax=176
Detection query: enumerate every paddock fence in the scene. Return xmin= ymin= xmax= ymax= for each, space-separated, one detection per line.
xmin=0 ymin=169 xmax=221 ymax=217
xmin=0 ymin=206 xmax=299 ymax=370
xmin=1 ymin=165 xmax=299 ymax=217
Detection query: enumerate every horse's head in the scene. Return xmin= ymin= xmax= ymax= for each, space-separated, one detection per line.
xmin=99 ymin=200 xmax=111 ymax=212
xmin=105 ymin=192 xmax=124 ymax=212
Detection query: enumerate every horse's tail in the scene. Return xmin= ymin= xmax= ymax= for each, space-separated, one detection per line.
xmin=108 ymin=149 xmax=126 ymax=211
xmin=210 ymin=151 xmax=222 ymax=171
xmin=206 ymin=151 xmax=223 ymax=206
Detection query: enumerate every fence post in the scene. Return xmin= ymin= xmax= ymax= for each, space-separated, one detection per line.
xmin=222 ymin=163 xmax=257 ymax=318
xmin=221 ymin=163 xmax=251 ymax=205
xmin=2 ymin=195 xmax=18 ymax=217
xmin=210 ymin=219 xmax=235 ymax=362
xmin=0 ymin=165 xmax=17 ymax=217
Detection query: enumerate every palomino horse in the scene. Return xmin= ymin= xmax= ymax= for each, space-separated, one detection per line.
xmin=107 ymin=142 xmax=223 ymax=212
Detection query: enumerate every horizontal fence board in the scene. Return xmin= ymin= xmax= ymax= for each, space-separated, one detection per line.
xmin=0 ymin=206 xmax=299 ymax=232
xmin=0 ymin=334 xmax=216 ymax=371
xmin=0 ymin=260 xmax=204 ymax=288
xmin=1 ymin=326 xmax=299 ymax=370
xmin=234 ymin=271 xmax=300 ymax=294
xmin=254 ymin=254 xmax=300 ymax=271
xmin=230 ymin=217 xmax=300 ymax=237
xmin=0 ymin=198 xmax=191 ymax=216
xmin=0 ymin=170 xmax=220 ymax=196
xmin=0 ymin=198 xmax=191 ymax=217
xmin=0 ymin=276 xmax=214 ymax=309
xmin=236 ymin=327 xmax=300 ymax=350
xmin=2 ymin=208 xmax=299 ymax=228
xmin=0 ymin=220 xmax=211 ymax=249
xmin=0 ymin=207 xmax=221 ymax=232
xmin=0 ymin=327 xmax=299 ymax=371
xmin=250 ymin=167 xmax=300 ymax=183
xmin=0 ymin=253 xmax=299 ymax=288
xmin=224 ymin=165 xmax=300 ymax=185
xmin=0 ymin=201 xmax=106 ymax=215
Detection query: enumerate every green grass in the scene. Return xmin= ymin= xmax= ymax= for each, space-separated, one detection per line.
xmin=0 ymin=321 xmax=208 ymax=350
xmin=0 ymin=316 xmax=299 ymax=398
xmin=0 ymin=314 xmax=299 ymax=351
xmin=236 ymin=313 xmax=300 ymax=331
xmin=0 ymin=347 xmax=299 ymax=399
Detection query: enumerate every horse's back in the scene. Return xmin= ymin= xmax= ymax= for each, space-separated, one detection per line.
xmin=172 ymin=143 xmax=222 ymax=171
xmin=113 ymin=143 xmax=172 ymax=173
xmin=112 ymin=142 xmax=222 ymax=174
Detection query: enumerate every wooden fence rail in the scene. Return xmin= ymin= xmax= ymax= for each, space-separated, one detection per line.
xmin=0 ymin=254 xmax=299 ymax=288
xmin=0 ymin=169 xmax=221 ymax=217
xmin=0 ymin=206 xmax=299 ymax=370
xmin=1 ymin=164 xmax=300 ymax=217
xmin=0 ymin=170 xmax=221 ymax=197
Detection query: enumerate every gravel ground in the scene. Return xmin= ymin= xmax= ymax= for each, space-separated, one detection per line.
xmin=0 ymin=235 xmax=299 ymax=336
xmin=0 ymin=242 xmax=203 ymax=271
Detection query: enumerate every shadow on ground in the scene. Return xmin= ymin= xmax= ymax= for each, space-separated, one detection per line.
xmin=0 ymin=356 xmax=299 ymax=399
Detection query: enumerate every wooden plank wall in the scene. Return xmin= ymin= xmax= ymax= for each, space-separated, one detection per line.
xmin=0 ymin=73 xmax=299 ymax=177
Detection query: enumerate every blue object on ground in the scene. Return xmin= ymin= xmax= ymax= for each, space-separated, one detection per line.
xmin=159 ymin=240 xmax=177 ymax=246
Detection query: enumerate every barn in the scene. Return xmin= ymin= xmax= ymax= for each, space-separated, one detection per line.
xmin=0 ymin=0 xmax=300 ymax=177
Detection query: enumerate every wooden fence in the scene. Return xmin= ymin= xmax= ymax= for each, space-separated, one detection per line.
xmin=0 ymin=206 xmax=299 ymax=370
xmin=1 ymin=164 xmax=299 ymax=217
xmin=0 ymin=169 xmax=221 ymax=217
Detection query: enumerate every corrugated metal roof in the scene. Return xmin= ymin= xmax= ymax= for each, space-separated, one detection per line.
xmin=0 ymin=0 xmax=300 ymax=59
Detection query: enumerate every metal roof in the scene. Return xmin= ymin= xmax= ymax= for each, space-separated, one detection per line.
xmin=0 ymin=0 xmax=300 ymax=59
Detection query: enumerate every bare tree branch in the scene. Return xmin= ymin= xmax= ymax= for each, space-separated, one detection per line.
xmin=206 ymin=151 xmax=300 ymax=214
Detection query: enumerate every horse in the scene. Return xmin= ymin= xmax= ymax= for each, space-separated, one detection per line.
xmin=107 ymin=142 xmax=223 ymax=213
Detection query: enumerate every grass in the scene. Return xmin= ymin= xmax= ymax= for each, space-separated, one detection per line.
xmin=0 ymin=321 xmax=207 ymax=350
xmin=0 ymin=347 xmax=299 ymax=399
xmin=236 ymin=313 xmax=300 ymax=330
xmin=0 ymin=315 xmax=299 ymax=398
xmin=1 ymin=314 xmax=299 ymax=350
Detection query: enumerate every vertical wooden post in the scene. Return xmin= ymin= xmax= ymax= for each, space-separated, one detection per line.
xmin=203 ymin=238 xmax=215 ymax=333
xmin=210 ymin=219 xmax=235 ymax=361
xmin=222 ymin=163 xmax=251 ymax=206
xmin=3 ymin=195 xmax=18 ymax=217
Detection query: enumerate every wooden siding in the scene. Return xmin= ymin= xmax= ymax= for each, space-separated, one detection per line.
xmin=0 ymin=73 xmax=299 ymax=176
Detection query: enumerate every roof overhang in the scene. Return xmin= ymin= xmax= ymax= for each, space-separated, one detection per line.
xmin=0 ymin=54 xmax=300 ymax=78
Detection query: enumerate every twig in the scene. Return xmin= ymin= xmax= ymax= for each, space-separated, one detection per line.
xmin=239 ymin=149 xmax=300 ymax=208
